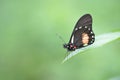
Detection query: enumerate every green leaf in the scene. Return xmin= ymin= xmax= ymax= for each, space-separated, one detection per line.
xmin=62 ymin=32 xmax=120 ymax=63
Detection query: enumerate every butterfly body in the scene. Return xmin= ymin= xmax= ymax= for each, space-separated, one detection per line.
xmin=64 ymin=14 xmax=95 ymax=51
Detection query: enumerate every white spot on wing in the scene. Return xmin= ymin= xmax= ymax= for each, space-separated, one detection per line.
xmin=83 ymin=44 xmax=88 ymax=46
xmin=79 ymin=26 xmax=82 ymax=29
xmin=85 ymin=26 xmax=87 ymax=28
xmin=71 ymin=35 xmax=74 ymax=43
xmin=88 ymin=28 xmax=90 ymax=30
xmin=91 ymin=41 xmax=93 ymax=43
xmin=75 ymin=28 xmax=78 ymax=31
xmin=91 ymin=39 xmax=94 ymax=43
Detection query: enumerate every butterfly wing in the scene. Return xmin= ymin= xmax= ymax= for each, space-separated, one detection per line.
xmin=69 ymin=14 xmax=95 ymax=48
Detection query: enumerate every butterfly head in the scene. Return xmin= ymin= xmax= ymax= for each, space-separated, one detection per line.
xmin=63 ymin=44 xmax=68 ymax=48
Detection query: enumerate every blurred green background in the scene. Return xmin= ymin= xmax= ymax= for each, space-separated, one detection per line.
xmin=0 ymin=0 xmax=120 ymax=80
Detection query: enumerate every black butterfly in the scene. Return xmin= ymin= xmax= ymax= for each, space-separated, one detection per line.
xmin=64 ymin=14 xmax=95 ymax=51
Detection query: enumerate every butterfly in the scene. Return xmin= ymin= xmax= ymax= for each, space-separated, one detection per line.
xmin=63 ymin=14 xmax=95 ymax=51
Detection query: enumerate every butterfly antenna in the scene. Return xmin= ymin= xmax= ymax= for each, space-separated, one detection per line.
xmin=56 ymin=33 xmax=66 ymax=43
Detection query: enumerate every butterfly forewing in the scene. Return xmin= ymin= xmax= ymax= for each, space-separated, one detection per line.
xmin=69 ymin=14 xmax=95 ymax=48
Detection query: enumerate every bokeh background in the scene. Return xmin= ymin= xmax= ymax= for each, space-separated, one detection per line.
xmin=0 ymin=0 xmax=120 ymax=80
